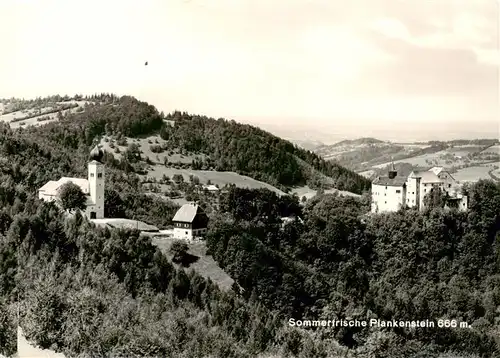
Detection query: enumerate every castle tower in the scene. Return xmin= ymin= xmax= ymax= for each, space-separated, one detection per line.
xmin=88 ymin=145 xmax=105 ymax=219
xmin=388 ymin=159 xmax=397 ymax=179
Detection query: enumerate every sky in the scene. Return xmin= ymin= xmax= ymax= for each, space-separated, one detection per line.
xmin=0 ymin=0 xmax=498 ymax=143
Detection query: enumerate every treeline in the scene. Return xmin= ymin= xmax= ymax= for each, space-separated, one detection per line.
xmin=431 ymin=139 xmax=499 ymax=146
xmin=10 ymin=103 xmax=79 ymax=123
xmin=2 ymin=95 xmax=76 ymax=114
xmin=1 ymin=93 xmax=117 ymax=114
xmin=206 ymin=182 xmax=500 ymax=356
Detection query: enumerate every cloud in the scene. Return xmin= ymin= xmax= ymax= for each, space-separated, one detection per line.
xmin=354 ymin=31 xmax=498 ymax=97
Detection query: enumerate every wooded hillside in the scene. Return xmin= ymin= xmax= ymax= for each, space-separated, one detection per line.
xmin=17 ymin=94 xmax=369 ymax=193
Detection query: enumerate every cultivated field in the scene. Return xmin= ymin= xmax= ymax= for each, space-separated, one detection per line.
xmin=319 ymin=142 xmax=430 ymax=161
xmin=373 ymin=146 xmax=490 ymax=169
xmin=453 ymin=166 xmax=493 ymax=182
xmin=481 ymin=145 xmax=500 ymax=154
xmin=0 ymin=101 xmax=88 ymax=129
xmin=451 ymin=161 xmax=500 ymax=182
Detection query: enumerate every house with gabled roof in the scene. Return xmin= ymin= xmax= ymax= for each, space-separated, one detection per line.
xmin=172 ymin=202 xmax=209 ymax=240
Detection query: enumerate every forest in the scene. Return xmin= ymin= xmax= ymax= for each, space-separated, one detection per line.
xmin=0 ymin=94 xmax=498 ymax=357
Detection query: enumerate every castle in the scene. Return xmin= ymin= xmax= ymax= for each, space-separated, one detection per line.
xmin=371 ymin=163 xmax=468 ymax=213
xmin=38 ymin=145 xmax=105 ymax=219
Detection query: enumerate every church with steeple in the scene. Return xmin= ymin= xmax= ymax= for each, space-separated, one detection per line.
xmin=38 ymin=145 xmax=106 ymax=219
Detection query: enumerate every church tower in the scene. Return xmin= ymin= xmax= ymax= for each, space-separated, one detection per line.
xmin=88 ymin=145 xmax=105 ymax=219
xmin=388 ymin=159 xmax=397 ymax=179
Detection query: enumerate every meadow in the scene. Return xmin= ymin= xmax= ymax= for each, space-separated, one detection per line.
xmin=373 ymin=145 xmax=491 ymax=169
xmin=151 ymin=237 xmax=235 ymax=291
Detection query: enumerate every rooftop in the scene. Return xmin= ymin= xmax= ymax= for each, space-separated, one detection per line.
xmin=39 ymin=177 xmax=90 ymax=196
xmin=429 ymin=166 xmax=444 ymax=176
xmin=89 ymin=145 xmax=104 ymax=162
xmin=172 ymin=202 xmax=205 ymax=223
xmin=408 ymin=170 xmax=441 ymax=183
xmin=373 ymin=175 xmax=407 ymax=187
xmin=203 ymin=184 xmax=219 ymax=191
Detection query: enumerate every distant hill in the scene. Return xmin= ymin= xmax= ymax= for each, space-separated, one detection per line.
xmin=289 ymin=139 xmax=325 ymax=151
xmin=329 ymin=137 xmax=385 ymax=148
xmin=313 ymin=136 xmax=500 ymax=183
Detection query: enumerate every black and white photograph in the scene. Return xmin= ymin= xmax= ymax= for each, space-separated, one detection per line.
xmin=0 ymin=0 xmax=499 ymax=357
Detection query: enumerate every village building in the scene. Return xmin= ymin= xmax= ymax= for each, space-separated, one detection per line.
xmin=202 ymin=184 xmax=220 ymax=192
xmin=38 ymin=145 xmax=105 ymax=219
xmin=371 ymin=164 xmax=468 ymax=213
xmin=172 ymin=202 xmax=209 ymax=240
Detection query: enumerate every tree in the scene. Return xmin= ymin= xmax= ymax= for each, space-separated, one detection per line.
xmin=423 ymin=186 xmax=447 ymax=209
xmin=58 ymin=182 xmax=87 ymax=211
xmin=125 ymin=143 xmax=141 ymax=163
xmin=170 ymin=240 xmax=189 ymax=264
xmin=172 ymin=174 xmax=184 ymax=184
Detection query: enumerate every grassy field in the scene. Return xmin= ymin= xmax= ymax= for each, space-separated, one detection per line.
xmin=373 ymin=146 xmax=490 ymax=169
xmin=358 ymin=169 xmax=376 ymax=178
xmin=151 ymin=237 xmax=234 ymax=291
xmin=91 ymin=218 xmax=159 ymax=231
xmin=103 ymin=135 xmax=364 ymax=203
xmin=317 ymin=141 xmax=430 ymax=161
xmin=452 ymin=161 xmax=500 ymax=182
xmin=481 ymin=145 xmax=500 ymax=154
xmin=99 ymin=135 xmax=208 ymax=165
xmin=0 ymin=101 xmax=87 ymax=129
xmin=145 ymin=165 xmax=286 ymax=194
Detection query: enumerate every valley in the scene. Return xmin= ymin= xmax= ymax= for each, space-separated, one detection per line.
xmin=310 ymin=137 xmax=500 ymax=183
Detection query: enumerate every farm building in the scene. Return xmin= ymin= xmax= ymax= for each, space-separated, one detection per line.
xmin=371 ymin=164 xmax=468 ymax=213
xmin=172 ymin=202 xmax=209 ymax=241
xmin=38 ymin=145 xmax=105 ymax=219
xmin=202 ymin=184 xmax=219 ymax=192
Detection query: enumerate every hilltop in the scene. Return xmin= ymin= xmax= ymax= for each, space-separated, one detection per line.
xmin=314 ymin=136 xmax=500 ymax=183
xmin=326 ymin=137 xmax=385 ymax=148
xmin=0 ymin=94 xmax=370 ymax=200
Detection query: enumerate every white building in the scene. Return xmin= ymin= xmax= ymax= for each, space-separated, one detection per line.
xmin=371 ymin=163 xmax=407 ymax=213
xmin=371 ymin=164 xmax=467 ymax=213
xmin=172 ymin=202 xmax=209 ymax=241
xmin=202 ymin=184 xmax=219 ymax=192
xmin=38 ymin=145 xmax=105 ymax=219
